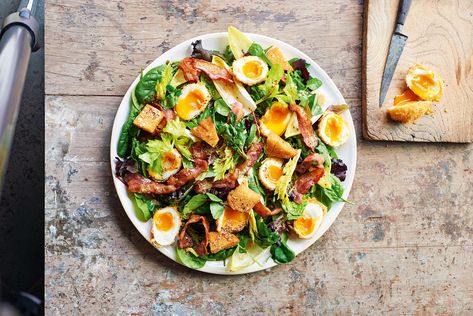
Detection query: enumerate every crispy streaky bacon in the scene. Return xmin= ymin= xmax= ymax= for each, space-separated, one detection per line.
xmin=178 ymin=214 xmax=210 ymax=256
xmin=289 ymin=104 xmax=318 ymax=150
xmin=253 ymin=202 xmax=283 ymax=217
xmin=296 ymin=153 xmax=324 ymax=174
xmin=125 ymin=159 xmax=208 ymax=194
xmin=179 ymin=57 xmax=234 ymax=83
xmin=212 ymin=142 xmax=263 ymax=189
xmin=293 ymin=167 xmax=325 ymax=204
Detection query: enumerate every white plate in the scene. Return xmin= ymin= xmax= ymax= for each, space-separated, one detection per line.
xmin=110 ymin=32 xmax=357 ymax=275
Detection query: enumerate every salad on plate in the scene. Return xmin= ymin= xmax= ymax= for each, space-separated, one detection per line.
xmin=115 ymin=26 xmax=351 ymax=271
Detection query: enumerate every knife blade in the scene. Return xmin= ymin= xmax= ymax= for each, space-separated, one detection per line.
xmin=379 ymin=0 xmax=412 ymax=106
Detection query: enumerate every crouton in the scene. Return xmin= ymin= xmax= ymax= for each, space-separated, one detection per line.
xmin=191 ymin=117 xmax=219 ymax=147
xmin=266 ymin=133 xmax=297 ymax=159
xmin=227 ymin=181 xmax=261 ymax=213
xmin=216 ymin=206 xmax=249 ymax=233
xmin=266 ymin=47 xmax=293 ymax=71
xmin=387 ymin=101 xmax=433 ymax=123
xmin=208 ymin=231 xmax=240 ymax=254
xmin=133 ymin=104 xmax=164 ymax=133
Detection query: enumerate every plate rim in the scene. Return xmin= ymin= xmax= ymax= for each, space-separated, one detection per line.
xmin=110 ymin=31 xmax=357 ymax=275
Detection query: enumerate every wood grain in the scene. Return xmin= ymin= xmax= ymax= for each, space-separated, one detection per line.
xmin=45 ymin=0 xmax=362 ymax=100
xmin=363 ymin=0 xmax=473 ymax=142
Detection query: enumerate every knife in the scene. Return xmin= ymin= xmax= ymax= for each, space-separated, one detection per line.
xmin=379 ymin=0 xmax=412 ymax=106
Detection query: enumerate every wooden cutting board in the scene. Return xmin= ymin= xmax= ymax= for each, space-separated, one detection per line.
xmin=362 ymin=0 xmax=473 ymax=142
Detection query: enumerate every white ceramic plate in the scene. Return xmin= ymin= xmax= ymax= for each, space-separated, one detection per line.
xmin=110 ymin=32 xmax=357 ymax=275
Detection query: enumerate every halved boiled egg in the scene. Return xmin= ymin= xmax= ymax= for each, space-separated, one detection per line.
xmin=232 ymin=56 xmax=268 ymax=86
xmin=151 ymin=206 xmax=181 ymax=246
xmin=259 ymin=102 xmax=292 ymax=137
xmin=317 ymin=111 xmax=349 ymax=147
xmin=406 ymin=64 xmax=443 ymax=101
xmin=148 ymin=148 xmax=182 ymax=181
xmin=258 ymin=158 xmax=284 ymax=191
xmin=393 ymin=89 xmax=420 ymax=106
xmin=293 ymin=199 xmax=327 ymax=239
xmin=216 ymin=206 xmax=249 ymax=233
xmin=175 ymin=83 xmax=211 ymax=120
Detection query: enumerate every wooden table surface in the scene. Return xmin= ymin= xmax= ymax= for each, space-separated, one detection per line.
xmin=45 ymin=1 xmax=473 ymax=314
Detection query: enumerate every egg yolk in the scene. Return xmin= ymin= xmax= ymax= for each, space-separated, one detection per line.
xmin=224 ymin=207 xmax=248 ymax=222
xmin=261 ymin=103 xmax=290 ymax=136
xmin=176 ymin=89 xmax=205 ymax=120
xmin=406 ymin=65 xmax=443 ymax=101
xmin=394 ymin=89 xmax=420 ymax=106
xmin=412 ymin=73 xmax=436 ymax=92
xmin=324 ymin=116 xmax=342 ymax=141
xmin=162 ymin=151 xmax=179 ymax=170
xmin=242 ymin=60 xmax=263 ymax=79
xmin=294 ymin=216 xmax=315 ymax=237
xmin=268 ymin=165 xmax=283 ymax=182
xmin=155 ymin=212 xmax=174 ymax=232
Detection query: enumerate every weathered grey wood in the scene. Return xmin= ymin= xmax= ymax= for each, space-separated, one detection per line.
xmin=45 ymin=0 xmax=473 ymax=314
xmin=45 ymin=0 xmax=362 ymax=99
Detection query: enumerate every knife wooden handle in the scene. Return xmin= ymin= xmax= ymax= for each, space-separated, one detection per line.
xmin=396 ymin=0 xmax=412 ymax=26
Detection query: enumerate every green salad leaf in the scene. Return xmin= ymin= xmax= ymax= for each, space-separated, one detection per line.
xmin=134 ymin=193 xmax=154 ymax=221
xmin=214 ymin=98 xmax=231 ymax=116
xmin=135 ymin=65 xmax=165 ymax=104
xmin=210 ymin=202 xmax=225 ymax=219
xmin=248 ymin=43 xmax=273 ymax=67
xmin=282 ymin=200 xmax=307 ymax=220
xmin=176 ymin=248 xmax=206 ymax=269
xmin=308 ymin=174 xmax=345 ymax=209
xmin=270 ymin=233 xmax=295 ymax=264
xmin=253 ymin=215 xmax=279 ymax=248
xmin=223 ymin=45 xmax=235 ymax=65
xmin=138 ymin=135 xmax=174 ymax=175
xmin=117 ymin=89 xmax=141 ymax=157
xmin=162 ymin=84 xmax=182 ymax=109
xmin=155 ymin=62 xmax=175 ymax=101
xmin=216 ymin=113 xmax=252 ymax=159
xmin=202 ymin=247 xmax=235 ymax=261
xmin=255 ymin=64 xmax=284 ymax=105
xmin=182 ymin=193 xmax=224 ymax=219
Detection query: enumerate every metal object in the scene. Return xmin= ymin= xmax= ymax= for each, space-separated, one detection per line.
xmin=379 ymin=0 xmax=412 ymax=106
xmin=0 ymin=0 xmax=40 ymax=193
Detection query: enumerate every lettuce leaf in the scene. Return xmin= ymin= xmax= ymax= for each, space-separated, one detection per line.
xmin=176 ymin=248 xmax=206 ymax=269
xmin=134 ymin=193 xmax=154 ymax=221
xmin=138 ymin=135 xmax=174 ymax=174
xmin=163 ymin=118 xmax=195 ymax=161
xmin=155 ymin=62 xmax=174 ymax=101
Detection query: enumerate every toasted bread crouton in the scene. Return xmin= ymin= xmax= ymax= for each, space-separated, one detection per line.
xmin=266 ymin=47 xmax=293 ymax=71
xmin=227 ymin=181 xmax=261 ymax=213
xmin=191 ymin=117 xmax=219 ymax=147
xmin=387 ymin=101 xmax=432 ymax=123
xmin=266 ymin=133 xmax=297 ymax=159
xmin=209 ymin=231 xmax=240 ymax=254
xmin=216 ymin=206 xmax=249 ymax=233
xmin=133 ymin=104 xmax=164 ymax=133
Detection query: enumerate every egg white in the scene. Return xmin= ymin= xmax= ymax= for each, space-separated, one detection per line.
xmin=175 ymin=83 xmax=211 ymax=120
xmin=232 ymin=56 xmax=268 ymax=86
xmin=258 ymin=158 xmax=284 ymax=191
xmin=148 ymin=149 xmax=182 ymax=181
xmin=151 ymin=206 xmax=181 ymax=246
xmin=293 ymin=200 xmax=326 ymax=239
